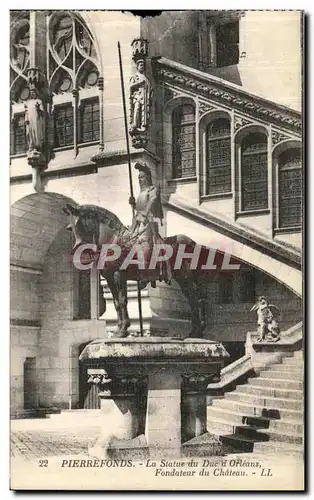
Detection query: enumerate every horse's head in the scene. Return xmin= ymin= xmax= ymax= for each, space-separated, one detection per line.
xmin=63 ymin=203 xmax=100 ymax=251
xmin=63 ymin=203 xmax=128 ymax=252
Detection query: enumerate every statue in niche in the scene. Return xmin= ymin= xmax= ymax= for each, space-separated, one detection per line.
xmin=24 ymin=69 xmax=48 ymax=168
xmin=129 ymin=39 xmax=151 ymax=148
xmin=250 ymin=296 xmax=281 ymax=342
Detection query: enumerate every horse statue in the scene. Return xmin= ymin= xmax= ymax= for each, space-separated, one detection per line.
xmin=63 ymin=163 xmax=216 ymax=339
xmin=63 ymin=208 xmax=208 ymax=338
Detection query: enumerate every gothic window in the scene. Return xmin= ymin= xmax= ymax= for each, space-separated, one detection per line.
xmin=10 ymin=114 xmax=27 ymax=155
xmin=241 ymin=133 xmax=268 ymax=212
xmin=216 ymin=21 xmax=239 ymax=68
xmin=48 ymin=12 xmax=100 ymax=151
xmin=79 ymin=98 xmax=100 ymax=143
xmin=206 ymin=118 xmax=231 ymax=195
xmin=172 ymin=105 xmax=196 ymax=178
xmin=278 ymin=148 xmax=302 ymax=228
xmin=10 ymin=14 xmax=30 ymax=157
xmin=54 ymin=104 xmax=74 ymax=148
xmin=10 ymin=14 xmax=30 ymax=103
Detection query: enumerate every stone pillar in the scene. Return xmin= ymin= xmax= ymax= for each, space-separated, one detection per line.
xmin=145 ymin=367 xmax=182 ymax=458
xmin=79 ymin=338 xmax=229 ymax=459
xmin=87 ymin=367 xmax=147 ymax=457
xmin=181 ymin=373 xmax=218 ymax=443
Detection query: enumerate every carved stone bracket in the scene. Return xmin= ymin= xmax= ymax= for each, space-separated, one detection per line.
xmin=87 ymin=368 xmax=148 ymax=398
xmin=234 ymin=114 xmax=254 ymax=131
xmin=271 ymin=129 xmax=291 ymax=146
xmin=199 ymin=100 xmax=216 ymax=117
xmin=181 ymin=373 xmax=220 ymax=394
xmin=164 ymin=86 xmax=183 ymax=104
xmin=129 ymin=38 xmax=151 ymax=149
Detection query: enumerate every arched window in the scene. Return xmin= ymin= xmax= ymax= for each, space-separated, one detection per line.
xmin=206 ymin=118 xmax=231 ymax=195
xmin=172 ymin=105 xmax=196 ymax=178
xmin=48 ymin=12 xmax=100 ymax=151
xmin=241 ymin=132 xmax=268 ymax=211
xmin=278 ymin=148 xmax=302 ymax=228
xmin=10 ymin=13 xmax=30 ymax=156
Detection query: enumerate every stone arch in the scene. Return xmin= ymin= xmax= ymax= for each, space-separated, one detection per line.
xmin=166 ymin=207 xmax=302 ymax=297
xmin=199 ymin=109 xmax=232 ymax=197
xmin=272 ymin=138 xmax=302 ymax=156
xmin=10 ymin=192 xmax=78 ymax=414
xmin=10 ymin=192 xmax=77 ymax=268
xmin=234 ymin=123 xmax=270 ymax=144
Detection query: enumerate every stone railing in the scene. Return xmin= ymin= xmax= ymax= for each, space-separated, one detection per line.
xmin=246 ymin=321 xmax=303 ymax=370
xmin=207 ymin=321 xmax=303 ymax=394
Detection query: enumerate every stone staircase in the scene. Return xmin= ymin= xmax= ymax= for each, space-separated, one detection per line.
xmin=207 ymin=350 xmax=304 ymax=456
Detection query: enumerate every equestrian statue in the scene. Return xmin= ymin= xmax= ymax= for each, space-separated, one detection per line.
xmin=63 ymin=162 xmax=208 ymax=338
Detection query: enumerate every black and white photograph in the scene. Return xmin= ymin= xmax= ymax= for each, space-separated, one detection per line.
xmin=9 ymin=9 xmax=304 ymax=490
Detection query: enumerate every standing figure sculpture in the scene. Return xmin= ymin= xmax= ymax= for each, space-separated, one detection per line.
xmin=128 ymin=162 xmax=171 ymax=286
xmin=129 ymin=38 xmax=151 ymax=148
xmin=24 ymin=68 xmax=48 ymax=192
xmin=25 ymin=88 xmax=46 ymax=156
xmin=250 ymin=296 xmax=281 ymax=342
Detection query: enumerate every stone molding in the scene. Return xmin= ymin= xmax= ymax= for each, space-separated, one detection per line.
xmin=155 ymin=57 xmax=301 ymax=134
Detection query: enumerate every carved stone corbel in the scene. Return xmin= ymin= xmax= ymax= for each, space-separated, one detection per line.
xmin=129 ymin=38 xmax=151 ymax=149
xmin=25 ymin=67 xmax=49 ymax=192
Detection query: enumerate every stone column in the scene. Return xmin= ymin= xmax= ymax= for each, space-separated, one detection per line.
xmin=87 ymin=367 xmax=147 ymax=457
xmin=145 ymin=366 xmax=182 ymax=458
xmin=181 ymin=373 xmax=218 ymax=443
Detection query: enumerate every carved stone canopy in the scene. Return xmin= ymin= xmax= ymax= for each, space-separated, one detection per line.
xmin=27 ymin=67 xmax=46 ymax=98
xmin=131 ymin=38 xmax=148 ymax=63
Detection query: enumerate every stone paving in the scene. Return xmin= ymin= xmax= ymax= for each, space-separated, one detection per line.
xmin=11 ymin=419 xmax=100 ymax=461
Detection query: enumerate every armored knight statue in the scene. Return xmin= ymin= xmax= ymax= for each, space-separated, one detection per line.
xmin=250 ymin=296 xmax=281 ymax=342
xmin=129 ymin=38 xmax=151 ymax=148
xmin=129 ymin=162 xmax=171 ymax=286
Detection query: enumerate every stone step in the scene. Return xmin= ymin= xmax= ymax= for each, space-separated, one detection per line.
xmin=206 ymin=432 xmax=263 ymax=453
xmin=282 ymin=357 xmax=304 ymax=366
xmin=212 ymin=398 xmax=303 ymax=421
xmin=207 ymin=430 xmax=303 ymax=456
xmin=225 ymin=391 xmax=303 ymax=411
xmin=292 ymin=351 xmax=304 ymax=359
xmin=206 ymin=417 xmax=303 ymax=442
xmin=207 ymin=407 xmax=303 ymax=433
xmin=48 ymin=409 xmax=101 ymax=420
xmin=237 ymin=425 xmax=303 ymax=445
xmin=248 ymin=377 xmax=303 ymax=390
xmin=259 ymin=370 xmax=303 ymax=381
xmin=253 ymin=441 xmax=303 ymax=457
xmin=266 ymin=364 xmax=303 ymax=373
xmin=235 ymin=384 xmax=303 ymax=400
xmin=10 ymin=409 xmax=48 ymax=420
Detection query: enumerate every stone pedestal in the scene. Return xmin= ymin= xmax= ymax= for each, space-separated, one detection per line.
xmin=79 ymin=338 xmax=229 ymax=459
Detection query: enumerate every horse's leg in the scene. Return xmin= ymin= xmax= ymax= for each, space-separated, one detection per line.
xmin=175 ymin=273 xmax=204 ymax=338
xmin=113 ymin=270 xmax=130 ymax=336
xmin=104 ymin=271 xmax=123 ymax=333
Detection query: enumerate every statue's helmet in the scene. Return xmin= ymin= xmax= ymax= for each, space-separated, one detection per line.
xmin=135 ymin=162 xmax=152 ymax=184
